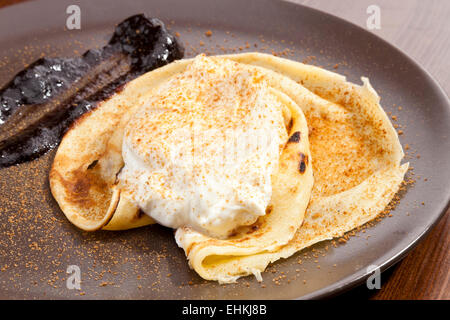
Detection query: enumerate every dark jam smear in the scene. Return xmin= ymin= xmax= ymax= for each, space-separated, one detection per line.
xmin=0 ymin=14 xmax=184 ymax=168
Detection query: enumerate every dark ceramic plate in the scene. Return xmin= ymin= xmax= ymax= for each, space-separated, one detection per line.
xmin=0 ymin=0 xmax=449 ymax=299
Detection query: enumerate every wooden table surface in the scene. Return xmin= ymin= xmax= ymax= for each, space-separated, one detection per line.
xmin=0 ymin=0 xmax=449 ymax=300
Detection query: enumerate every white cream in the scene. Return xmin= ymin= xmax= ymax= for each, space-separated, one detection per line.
xmin=119 ymin=55 xmax=287 ymax=238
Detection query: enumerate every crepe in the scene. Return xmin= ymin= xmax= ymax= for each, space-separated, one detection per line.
xmin=175 ymin=53 xmax=407 ymax=282
xmin=50 ymin=52 xmax=407 ymax=283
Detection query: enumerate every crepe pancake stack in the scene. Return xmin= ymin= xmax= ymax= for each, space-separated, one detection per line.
xmin=50 ymin=53 xmax=407 ymax=283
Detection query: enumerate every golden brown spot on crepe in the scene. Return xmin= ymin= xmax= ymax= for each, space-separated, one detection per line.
xmin=298 ymin=152 xmax=307 ymax=173
xmin=311 ymin=213 xmax=322 ymax=220
xmin=288 ymin=118 xmax=294 ymax=132
xmin=226 ymin=219 xmax=270 ymax=241
xmin=133 ymin=209 xmax=145 ymax=221
xmin=226 ymin=216 xmax=264 ymax=238
xmin=247 ymin=224 xmax=260 ymax=234
xmin=52 ymin=163 xmax=111 ymax=221
xmin=287 ymin=131 xmax=301 ymax=143
xmin=87 ymin=159 xmax=99 ymax=170
xmin=242 ymin=217 xmax=264 ymax=235
xmin=234 ymin=228 xmax=267 ymax=242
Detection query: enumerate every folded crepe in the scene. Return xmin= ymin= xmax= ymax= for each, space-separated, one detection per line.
xmin=50 ymin=52 xmax=407 ymax=283
xmin=49 ymin=60 xmax=188 ymax=231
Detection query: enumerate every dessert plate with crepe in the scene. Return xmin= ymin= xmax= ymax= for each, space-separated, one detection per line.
xmin=0 ymin=0 xmax=449 ymax=299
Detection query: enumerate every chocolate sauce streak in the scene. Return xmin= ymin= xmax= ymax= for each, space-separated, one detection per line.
xmin=0 ymin=14 xmax=184 ymax=168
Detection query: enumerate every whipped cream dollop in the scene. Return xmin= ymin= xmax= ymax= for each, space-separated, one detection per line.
xmin=119 ymin=55 xmax=288 ymax=238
